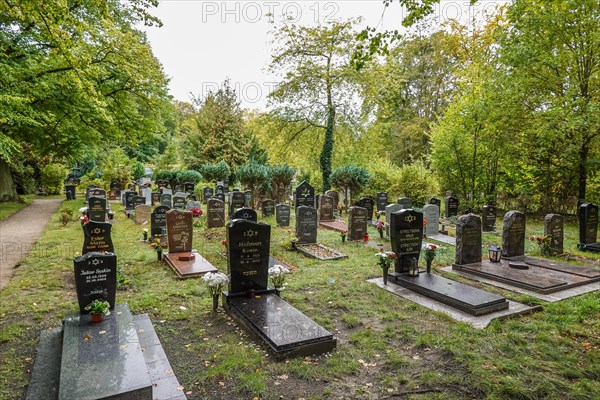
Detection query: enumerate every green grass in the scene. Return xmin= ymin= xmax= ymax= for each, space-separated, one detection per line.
xmin=0 ymin=202 xmax=598 ymax=399
xmin=0 ymin=200 xmax=31 ymax=220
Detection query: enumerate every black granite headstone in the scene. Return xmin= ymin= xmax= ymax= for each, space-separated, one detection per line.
xmin=455 ymin=214 xmax=482 ymax=265
xmin=348 ymin=206 xmax=368 ymax=241
xmin=215 ymin=184 xmax=224 ymax=196
xmin=227 ymin=219 xmax=271 ymax=294
xmin=203 ymin=187 xmax=214 ymax=204
xmin=319 ymin=195 xmax=335 ymax=222
xmin=157 ymin=180 xmax=168 ymax=189
xmin=207 ymin=198 xmax=226 ymax=228
xmin=184 ymin=182 xmax=195 ymax=194
xmin=151 ymin=205 xmax=170 ymax=237
xmin=82 ymin=221 xmax=114 ymax=254
xmin=132 ymin=196 xmax=145 ymax=208
xmin=214 ymin=193 xmax=225 ymax=203
xmin=578 ymin=203 xmax=598 ymax=245
xmin=88 ymin=196 xmax=106 ymax=222
xmin=233 ymin=207 xmax=258 ymax=222
xmin=65 ymin=185 xmax=76 ymax=200
xmin=230 ymin=191 xmax=246 ymax=217
xmin=85 ymin=185 xmax=98 ymax=202
xmin=397 ymin=197 xmax=413 ymax=209
xmin=160 ymin=193 xmax=172 ymax=207
xmin=261 ymin=200 xmax=275 ymax=218
xmin=502 ymin=210 xmax=526 ymax=257
xmin=276 ymin=204 xmax=291 ymax=227
xmin=544 ymin=214 xmax=564 ymax=255
xmin=124 ymin=191 xmax=136 ymax=210
xmin=172 ymin=196 xmax=186 ymax=210
xmin=429 ymin=197 xmax=442 ymax=211
xmin=390 ymin=209 xmax=423 ymax=273
xmin=324 ymin=190 xmax=339 ymax=212
xmin=73 ymin=252 xmax=117 ymax=313
xmin=359 ymin=197 xmax=374 ymax=221
xmin=89 ymin=188 xmax=106 ymax=199
xmin=376 ymin=192 xmax=388 ymax=212
xmin=295 ymin=181 xmax=315 ymax=208
xmin=295 ymin=206 xmax=318 ymax=244
xmin=482 ymin=205 xmax=497 ymax=232
xmin=445 ymin=196 xmax=459 ymax=217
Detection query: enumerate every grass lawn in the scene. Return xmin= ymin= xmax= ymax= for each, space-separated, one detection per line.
xmin=0 ymin=200 xmax=31 ymax=221
xmin=0 ymin=201 xmax=598 ymax=399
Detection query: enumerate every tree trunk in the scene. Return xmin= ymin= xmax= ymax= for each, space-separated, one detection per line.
xmin=0 ymin=158 xmax=18 ymax=201
xmin=578 ymin=144 xmax=588 ymax=203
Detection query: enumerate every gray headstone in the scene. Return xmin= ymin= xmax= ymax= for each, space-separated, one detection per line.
xmin=276 ymin=204 xmax=291 ymax=227
xmin=244 ymin=190 xmax=253 ymax=207
xmin=227 ymin=219 xmax=271 ymax=295
xmin=455 ymin=214 xmax=482 ymax=265
xmin=295 ymin=181 xmax=315 ymax=208
xmin=390 ymin=209 xmax=423 ymax=273
xmin=142 ymin=188 xmax=152 ymax=205
xmin=160 ymin=193 xmax=172 ymax=208
xmin=185 ymin=200 xmax=202 ymax=211
xmin=88 ymin=196 xmax=106 ymax=222
xmin=162 ymin=188 xmax=173 ymax=196
xmin=134 ymin=205 xmax=151 ymax=224
xmin=423 ymin=204 xmax=439 ymax=237
xmin=319 ymin=195 xmax=335 ymax=222
xmin=397 ymin=197 xmax=412 ymax=209
xmin=207 ymin=198 xmax=225 ymax=228
xmin=502 ymin=211 xmax=526 ymax=257
xmin=203 ymin=187 xmax=214 ymax=204
xmin=578 ymin=203 xmax=598 ymax=244
xmin=385 ymin=204 xmax=402 ymax=224
xmin=233 ymin=207 xmax=258 ymax=222
xmin=324 ymin=190 xmax=339 ymax=212
xmin=445 ymin=196 xmax=459 ymax=217
xmin=544 ymin=214 xmax=564 ymax=256
xmin=73 ymin=252 xmax=117 ymax=313
xmin=151 ymin=205 xmax=170 ymax=237
xmin=295 ymin=206 xmax=318 ymax=244
xmin=482 ymin=205 xmax=497 ymax=232
xmin=166 ymin=209 xmax=193 ymax=253
xmin=348 ymin=206 xmax=368 ymax=241
xmin=376 ymin=192 xmax=388 ymax=212
xmin=82 ymin=221 xmax=114 ymax=254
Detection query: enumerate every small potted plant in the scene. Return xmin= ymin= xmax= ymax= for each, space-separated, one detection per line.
xmin=85 ymin=299 xmax=111 ymax=323
xmin=142 ymin=228 xmax=149 ymax=241
xmin=202 ymin=272 xmax=230 ymax=313
xmin=376 ymin=251 xmax=397 ymax=284
xmin=529 ymin=235 xmax=551 ymax=257
xmin=268 ymin=264 xmax=290 ymax=296
xmin=376 ymin=211 xmax=383 ymax=220
xmin=375 ymin=220 xmax=385 ymax=239
xmin=422 ymin=244 xmax=441 ymax=273
xmin=150 ymin=237 xmax=168 ymax=261
xmin=340 ymin=230 xmax=347 ymax=243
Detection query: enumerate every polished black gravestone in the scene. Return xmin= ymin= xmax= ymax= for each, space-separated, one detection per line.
xmin=455 ymin=214 xmax=482 ymax=265
xmin=224 ymin=219 xmax=336 ymax=359
xmin=397 ymin=197 xmax=412 ymax=209
xmin=110 ymin=181 xmax=121 ymax=197
xmin=389 ymin=209 xmax=423 ymax=274
xmin=229 ymin=191 xmax=246 ymax=217
xmin=132 ymin=196 xmax=146 ymax=210
xmin=319 ymin=195 xmax=335 ymax=222
xmin=276 ymin=204 xmax=291 ymax=227
xmin=295 ymin=206 xmax=318 ymax=244
xmin=482 ymin=205 xmax=497 ymax=232
xmin=203 ymin=187 xmax=214 ymax=203
xmin=184 ymin=182 xmax=195 ymax=194
xmin=150 ymin=205 xmax=169 ymax=237
xmin=502 ymin=210 xmax=526 ymax=257
xmin=294 ymin=180 xmax=315 ymax=208
xmin=124 ymin=191 xmax=136 ymax=210
xmin=429 ymin=197 xmax=442 ymax=209
xmin=82 ymin=221 xmax=114 ymax=254
xmin=73 ymin=252 xmax=117 ymax=313
xmin=391 ymin=273 xmax=508 ymax=316
xmin=445 ymin=196 xmax=459 ymax=217
xmin=59 ymin=304 xmax=153 ymax=400
xmin=376 ymin=192 xmax=388 ymax=212
xmin=347 ymin=206 xmax=368 ymax=241
xmin=261 ymin=199 xmax=275 ymax=218
xmin=160 ymin=193 xmax=172 ymax=208
xmin=88 ymin=196 xmax=107 ymax=222
xmin=89 ymin=188 xmax=106 ymax=199
xmin=65 ymin=185 xmax=76 ymax=201
xmin=172 ymin=195 xmax=186 ymax=210
xmin=233 ymin=207 xmax=258 ymax=222
xmin=207 ymin=198 xmax=226 ymax=228
xmin=544 ymin=214 xmax=564 ymax=255
xmin=359 ymin=197 xmax=374 ymax=221
xmin=579 ymin=203 xmax=599 ymax=252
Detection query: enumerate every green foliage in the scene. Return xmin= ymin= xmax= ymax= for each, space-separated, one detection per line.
xmin=59 ymin=208 xmax=74 ymax=226
xmin=248 ymin=138 xmax=269 ymax=165
xmin=84 ymin=299 xmax=110 ymax=315
xmin=98 ymin=148 xmax=133 ymax=189
xmin=388 ymin=161 xmax=439 ymax=206
xmin=132 ymin=162 xmax=145 ymax=180
xmin=40 ymin=164 xmax=66 ymax=195
xmin=236 ymin=161 xmax=271 ymax=207
xmin=175 ymin=170 xmax=203 ymax=186
xmin=154 ymin=170 xmax=177 ymax=186
xmin=270 ymin=165 xmax=296 ymax=203
xmin=199 ymin=161 xmax=231 ymax=183
xmin=330 ymin=165 xmax=371 ymax=205
xmin=154 ymin=139 xmax=181 ymax=172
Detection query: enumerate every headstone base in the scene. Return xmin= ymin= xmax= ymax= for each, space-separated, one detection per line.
xmin=426 ymin=234 xmax=457 ymax=246
xmin=295 ymin=243 xmax=348 ymax=260
xmin=164 ymin=251 xmax=218 ymax=278
xmin=388 ymin=272 xmax=508 ymax=316
xmin=502 ymin=255 xmax=600 ymax=278
xmin=318 ymin=220 xmax=348 ymax=233
xmin=223 ymin=292 xmax=336 ymax=360
xmin=581 ymin=242 xmax=600 ymax=253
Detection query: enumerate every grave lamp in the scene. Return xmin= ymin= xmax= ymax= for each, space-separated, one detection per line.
xmin=408 ymin=257 xmax=419 ymax=277
xmin=488 ymin=245 xmax=502 ymax=263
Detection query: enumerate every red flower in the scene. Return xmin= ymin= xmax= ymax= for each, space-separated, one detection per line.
xmin=190 ymin=207 xmax=203 ymax=217
xmin=221 ymin=239 xmax=227 ymax=246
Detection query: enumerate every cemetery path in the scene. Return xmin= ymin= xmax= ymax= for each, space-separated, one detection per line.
xmin=0 ymin=199 xmax=63 ymax=290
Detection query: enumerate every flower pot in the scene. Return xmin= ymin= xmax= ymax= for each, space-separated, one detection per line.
xmin=379 ymin=230 xmax=384 ymax=239
xmin=382 ymin=265 xmax=389 ymax=285
xmin=275 ymin=288 xmax=281 ymax=297
xmin=90 ymin=313 xmax=103 ymax=323
xmin=426 ymin=259 xmax=432 ymax=274
xmin=341 ymin=237 xmax=346 ymax=243
xmin=157 ymin=251 xmax=162 ymax=261
xmin=212 ymin=294 xmax=219 ymax=311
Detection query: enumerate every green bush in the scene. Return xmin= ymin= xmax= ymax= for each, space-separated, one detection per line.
xmin=270 ymin=165 xmax=296 ymax=203
xmin=132 ymin=161 xmax=145 ymax=180
xmin=236 ymin=161 xmax=271 ymax=207
xmin=40 ymin=163 xmax=67 ymax=194
xmin=59 ymin=207 xmax=74 ymax=226
xmin=330 ymin=165 xmax=370 ymax=206
xmin=388 ymin=161 xmax=439 ymax=206
xmin=200 ymin=161 xmax=231 ymax=183
xmin=175 ymin=170 xmax=203 ymax=186
xmin=154 ymin=170 xmax=177 ymax=187
xmin=99 ymin=147 xmax=133 ymax=189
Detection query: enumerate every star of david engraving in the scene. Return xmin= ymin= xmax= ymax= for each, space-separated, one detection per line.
xmin=91 ymin=258 xmax=102 ymax=266
xmin=244 ymin=230 xmax=258 ymax=238
xmin=405 ymin=215 xmax=416 ymax=223
xmin=242 ymin=213 xmax=251 ymax=219
xmin=92 ymin=227 xmax=102 ymax=235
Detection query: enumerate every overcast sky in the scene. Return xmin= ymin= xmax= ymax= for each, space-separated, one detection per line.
xmin=142 ymin=1 xmax=504 ymax=110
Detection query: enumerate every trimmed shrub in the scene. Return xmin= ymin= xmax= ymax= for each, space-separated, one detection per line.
xmin=199 ymin=161 xmax=231 ymax=183
xmin=330 ymin=165 xmax=370 ymax=206
xmin=270 ymin=165 xmax=296 ymax=203
xmin=40 ymin=163 xmax=67 ymax=195
xmin=176 ymin=170 xmax=203 ymax=186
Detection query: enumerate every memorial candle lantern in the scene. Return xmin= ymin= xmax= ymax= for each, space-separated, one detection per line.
xmin=408 ymin=257 xmax=419 ymax=277
xmin=488 ymin=245 xmax=502 ymax=263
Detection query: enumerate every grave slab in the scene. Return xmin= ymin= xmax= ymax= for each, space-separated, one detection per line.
xmin=502 ymin=255 xmax=600 ymax=279
xmin=224 ymin=293 xmax=336 ymax=360
xmin=426 ymin=234 xmax=456 ymax=246
xmin=26 ymin=328 xmax=62 ymax=400
xmin=452 ymin=260 xmax=599 ymax=294
xmin=163 ymin=251 xmax=218 ymax=278
xmin=441 ymin=266 xmax=600 ymax=302
xmin=295 ymin=243 xmax=348 ymax=260
xmin=59 ymin=303 xmax=152 ymax=400
xmin=368 ymin=278 xmax=540 ymax=329
xmin=319 ymin=219 xmax=348 ymax=232
xmin=388 ymin=273 xmax=508 ymax=316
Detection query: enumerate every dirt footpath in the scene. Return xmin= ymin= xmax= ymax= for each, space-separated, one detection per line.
xmin=0 ymin=199 xmax=63 ymax=290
